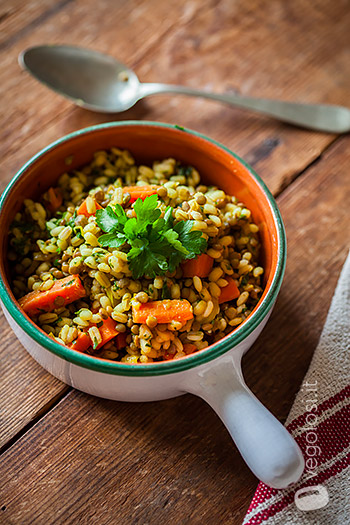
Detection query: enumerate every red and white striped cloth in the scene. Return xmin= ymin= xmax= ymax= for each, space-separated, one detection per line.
xmin=243 ymin=251 xmax=350 ymax=525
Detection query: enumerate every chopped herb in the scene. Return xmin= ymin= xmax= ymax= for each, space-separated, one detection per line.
xmin=177 ymin=165 xmax=193 ymax=176
xmin=93 ymin=336 xmax=98 ymax=350
xmin=239 ymin=209 xmax=249 ymax=219
xmin=67 ymin=211 xmax=77 ymax=228
xmin=106 ymin=288 xmax=117 ymax=307
xmin=11 ymin=238 xmax=25 ymax=255
xmin=53 ymin=259 xmax=60 ymax=268
xmin=95 ymin=194 xmax=207 ymax=279
xmin=241 ymin=276 xmax=249 ymax=286
xmin=161 ymin=281 xmax=171 ymax=300
xmin=11 ymin=221 xmax=34 ymax=233
xmin=63 ymin=279 xmax=75 ymax=287
xmin=174 ymin=125 xmax=185 ymax=131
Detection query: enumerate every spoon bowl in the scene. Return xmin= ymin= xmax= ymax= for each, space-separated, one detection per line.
xmin=20 ymin=45 xmax=141 ymax=112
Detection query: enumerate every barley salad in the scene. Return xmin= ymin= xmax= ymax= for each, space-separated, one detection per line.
xmin=8 ymin=148 xmax=264 ymax=363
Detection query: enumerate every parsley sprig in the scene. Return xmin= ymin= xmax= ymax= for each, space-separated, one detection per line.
xmin=96 ymin=194 xmax=207 ymax=279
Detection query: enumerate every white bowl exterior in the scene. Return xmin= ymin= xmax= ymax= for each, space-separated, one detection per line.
xmin=1 ymin=300 xmax=273 ymax=401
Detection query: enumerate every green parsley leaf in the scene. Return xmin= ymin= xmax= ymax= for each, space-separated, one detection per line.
xmin=98 ymin=232 xmax=126 ymax=248
xmin=174 ymin=220 xmax=207 ymax=256
xmin=95 ymin=195 xmax=207 ymax=279
xmin=133 ymin=194 xmax=161 ymax=226
xmin=96 ymin=206 xmax=124 ymax=233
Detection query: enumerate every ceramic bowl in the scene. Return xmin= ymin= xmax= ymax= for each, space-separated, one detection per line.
xmin=0 ymin=121 xmax=304 ymax=488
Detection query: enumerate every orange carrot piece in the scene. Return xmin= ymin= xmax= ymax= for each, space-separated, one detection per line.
xmin=163 ymin=350 xmax=175 ymax=360
xmin=132 ymin=299 xmax=193 ymax=324
xmin=95 ymin=316 xmax=120 ymax=350
xmin=46 ymin=187 xmax=63 ymax=214
xmin=218 ymin=277 xmax=240 ymax=304
xmin=69 ymin=331 xmax=91 ymax=353
xmin=181 ymin=253 xmax=214 ymax=278
xmin=122 ymin=185 xmax=160 ymax=204
xmin=77 ymin=198 xmax=103 ymax=217
xmin=163 ymin=342 xmax=196 ymax=360
xmin=183 ymin=343 xmax=197 ymax=355
xmin=116 ymin=332 xmax=127 ymax=351
xmin=19 ymin=275 xmax=86 ymax=315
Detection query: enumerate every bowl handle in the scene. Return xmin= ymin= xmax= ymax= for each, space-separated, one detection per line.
xmin=183 ymin=354 xmax=304 ymax=489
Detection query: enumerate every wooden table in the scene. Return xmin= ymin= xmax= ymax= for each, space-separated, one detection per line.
xmin=1 ymin=1 xmax=349 ymax=523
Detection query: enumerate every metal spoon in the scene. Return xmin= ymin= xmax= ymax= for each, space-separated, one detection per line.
xmin=19 ymin=45 xmax=350 ymax=133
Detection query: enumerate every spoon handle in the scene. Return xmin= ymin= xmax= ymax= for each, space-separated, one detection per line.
xmin=138 ymin=83 xmax=350 ymax=133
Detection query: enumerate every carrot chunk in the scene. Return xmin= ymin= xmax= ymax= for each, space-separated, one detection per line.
xmin=122 ymin=185 xmax=160 ymax=204
xmin=181 ymin=253 xmax=214 ymax=278
xmin=19 ymin=275 xmax=86 ymax=315
xmin=69 ymin=331 xmax=91 ymax=353
xmin=116 ymin=332 xmax=127 ymax=351
xmin=95 ymin=316 xmax=120 ymax=350
xmin=132 ymin=299 xmax=193 ymax=324
xmin=77 ymin=198 xmax=103 ymax=217
xmin=163 ymin=352 xmax=175 ymax=361
xmin=218 ymin=277 xmax=240 ymax=304
xmin=183 ymin=343 xmax=197 ymax=355
xmin=45 ymin=187 xmax=63 ymax=214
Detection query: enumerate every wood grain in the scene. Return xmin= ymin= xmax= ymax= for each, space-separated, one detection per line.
xmin=0 ymin=321 xmax=69 ymax=450
xmin=1 ymin=134 xmax=349 ymax=525
xmin=0 ymin=0 xmax=71 ymax=49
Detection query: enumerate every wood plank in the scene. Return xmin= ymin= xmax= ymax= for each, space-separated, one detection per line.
xmin=0 ymin=0 xmax=71 ymax=48
xmin=0 ymin=320 xmax=69 ymax=450
xmin=1 ymin=135 xmax=349 ymax=525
